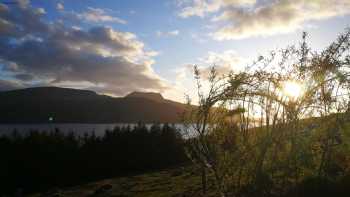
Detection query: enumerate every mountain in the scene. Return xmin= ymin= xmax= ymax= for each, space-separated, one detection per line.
xmin=126 ymin=91 xmax=164 ymax=103
xmin=0 ymin=87 xmax=187 ymax=123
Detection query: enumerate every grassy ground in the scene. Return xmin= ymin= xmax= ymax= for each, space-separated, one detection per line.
xmin=28 ymin=166 xmax=217 ymax=197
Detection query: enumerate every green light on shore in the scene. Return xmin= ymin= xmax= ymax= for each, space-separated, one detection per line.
xmin=49 ymin=117 xmax=54 ymax=122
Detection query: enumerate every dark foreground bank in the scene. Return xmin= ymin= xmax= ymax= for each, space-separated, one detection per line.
xmin=0 ymin=123 xmax=188 ymax=195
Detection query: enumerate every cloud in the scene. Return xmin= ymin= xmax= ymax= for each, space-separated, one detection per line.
xmin=36 ymin=7 xmax=46 ymax=14
xmin=197 ymin=50 xmax=246 ymax=77
xmin=170 ymin=50 xmax=246 ymax=103
xmin=56 ymin=3 xmax=64 ymax=11
xmin=14 ymin=73 xmax=35 ymax=81
xmin=0 ymin=3 xmax=49 ymax=36
xmin=213 ymin=0 xmax=350 ymax=40
xmin=190 ymin=33 xmax=208 ymax=43
xmin=178 ymin=0 xmax=256 ymax=18
xmin=0 ymin=1 xmax=168 ymax=96
xmin=17 ymin=0 xmax=30 ymax=8
xmin=178 ymin=0 xmax=350 ymax=40
xmin=156 ymin=30 xmax=180 ymax=37
xmin=179 ymin=50 xmax=246 ymax=80
xmin=200 ymin=50 xmax=245 ymax=70
xmin=72 ymin=7 xmax=127 ymax=24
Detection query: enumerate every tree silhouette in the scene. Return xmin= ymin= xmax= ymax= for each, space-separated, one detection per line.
xmin=0 ymin=124 xmax=187 ymax=195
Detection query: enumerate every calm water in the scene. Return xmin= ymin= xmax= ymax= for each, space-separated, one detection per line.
xmin=0 ymin=123 xmax=191 ymax=137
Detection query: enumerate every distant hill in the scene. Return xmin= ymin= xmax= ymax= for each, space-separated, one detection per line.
xmin=0 ymin=87 xmax=187 ymax=123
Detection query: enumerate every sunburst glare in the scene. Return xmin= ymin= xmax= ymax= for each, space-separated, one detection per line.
xmin=282 ymin=81 xmax=304 ymax=100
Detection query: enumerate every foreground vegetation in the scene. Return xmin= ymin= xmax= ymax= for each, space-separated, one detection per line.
xmin=0 ymin=124 xmax=187 ymax=195
xmin=26 ymin=163 xmax=350 ymax=197
xmin=183 ymin=29 xmax=350 ymax=196
xmin=27 ymin=166 xmax=208 ymax=197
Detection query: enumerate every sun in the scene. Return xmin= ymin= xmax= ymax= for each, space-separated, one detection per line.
xmin=282 ymin=81 xmax=304 ymax=100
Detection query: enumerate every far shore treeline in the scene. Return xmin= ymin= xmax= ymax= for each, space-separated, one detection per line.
xmin=0 ymin=123 xmax=188 ymax=195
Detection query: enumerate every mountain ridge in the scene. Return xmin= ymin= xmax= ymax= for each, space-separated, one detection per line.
xmin=0 ymin=87 xmax=187 ymax=123
xmin=125 ymin=91 xmax=164 ymax=103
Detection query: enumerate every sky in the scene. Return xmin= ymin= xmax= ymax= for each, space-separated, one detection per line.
xmin=0 ymin=0 xmax=349 ymax=102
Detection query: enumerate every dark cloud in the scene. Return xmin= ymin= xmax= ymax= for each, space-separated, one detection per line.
xmin=0 ymin=79 xmax=23 ymax=91
xmin=14 ymin=73 xmax=34 ymax=81
xmin=0 ymin=2 xmax=49 ymax=37
xmin=0 ymin=1 xmax=167 ymax=96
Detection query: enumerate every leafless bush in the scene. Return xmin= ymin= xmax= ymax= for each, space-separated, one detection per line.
xmin=183 ymin=28 xmax=350 ymax=197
